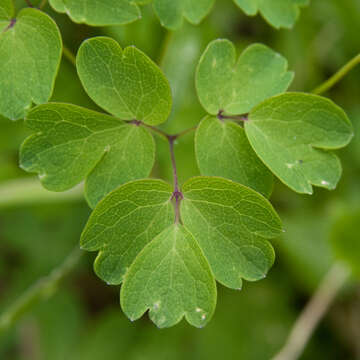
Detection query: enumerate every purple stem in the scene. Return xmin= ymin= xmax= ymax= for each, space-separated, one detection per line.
xmin=217 ymin=110 xmax=248 ymax=123
xmin=3 ymin=18 xmax=16 ymax=32
xmin=128 ymin=117 xmax=243 ymax=223
xmin=168 ymin=136 xmax=183 ymax=223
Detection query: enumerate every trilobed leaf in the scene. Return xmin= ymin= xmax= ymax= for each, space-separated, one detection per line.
xmin=76 ymin=36 xmax=172 ymax=126
xmin=81 ymin=176 xmax=282 ymax=327
xmin=196 ymin=39 xmax=293 ymax=116
xmin=20 ymin=104 xmax=155 ymax=207
xmin=245 ymin=93 xmax=353 ymax=194
xmin=0 ymin=8 xmax=62 ymax=120
xmin=233 ymin=0 xmax=310 ymax=29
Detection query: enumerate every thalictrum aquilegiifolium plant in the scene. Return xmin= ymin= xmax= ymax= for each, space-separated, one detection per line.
xmin=0 ymin=0 xmax=355 ymax=331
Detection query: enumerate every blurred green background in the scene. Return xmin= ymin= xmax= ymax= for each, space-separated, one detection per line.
xmin=1 ymin=0 xmax=360 ymax=359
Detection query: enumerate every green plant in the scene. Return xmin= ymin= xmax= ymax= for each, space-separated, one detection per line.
xmin=1 ymin=0 xmax=360 ymax=356
xmin=47 ymin=0 xmax=310 ymax=29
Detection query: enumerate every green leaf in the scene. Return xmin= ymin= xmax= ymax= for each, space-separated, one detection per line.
xmin=0 ymin=0 xmax=14 ymax=32
xmin=245 ymin=93 xmax=353 ymax=194
xmin=81 ymin=179 xmax=174 ymax=285
xmin=195 ymin=116 xmax=273 ymax=197
xmin=196 ymin=40 xmax=293 ymax=116
xmin=20 ymin=103 xmax=155 ymax=207
xmin=81 ymin=177 xmax=282 ymax=327
xmin=153 ymin=0 xmax=215 ymax=30
xmin=121 ymin=224 xmax=217 ymax=328
xmin=48 ymin=0 xmax=141 ymax=26
xmin=76 ymin=36 xmax=172 ymax=126
xmin=181 ymin=177 xmax=282 ymax=289
xmin=233 ymin=0 xmax=310 ymax=29
xmin=0 ymin=8 xmax=62 ymax=120
xmin=331 ymin=210 xmax=360 ymax=277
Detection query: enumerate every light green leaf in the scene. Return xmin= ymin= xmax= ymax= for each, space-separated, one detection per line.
xmin=195 ymin=116 xmax=273 ymax=197
xmin=81 ymin=179 xmax=174 ymax=285
xmin=181 ymin=177 xmax=282 ymax=289
xmin=0 ymin=8 xmax=62 ymax=120
xmin=196 ymin=40 xmax=293 ymax=116
xmin=0 ymin=0 xmax=14 ymax=32
xmin=48 ymin=0 xmax=141 ymax=26
xmin=76 ymin=36 xmax=172 ymax=126
xmin=331 ymin=210 xmax=360 ymax=278
xmin=153 ymin=0 xmax=215 ymax=30
xmin=245 ymin=93 xmax=353 ymax=194
xmin=233 ymin=0 xmax=310 ymax=29
xmin=20 ymin=103 xmax=155 ymax=207
xmin=121 ymin=224 xmax=217 ymax=328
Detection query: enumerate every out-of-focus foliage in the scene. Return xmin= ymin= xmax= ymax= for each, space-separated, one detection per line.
xmin=0 ymin=0 xmax=359 ymax=357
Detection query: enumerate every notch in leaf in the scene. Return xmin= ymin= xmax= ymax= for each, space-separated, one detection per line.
xmin=196 ymin=39 xmax=293 ymax=116
xmin=81 ymin=176 xmax=282 ymax=327
xmin=121 ymin=224 xmax=217 ymax=328
xmin=0 ymin=7 xmax=62 ymax=120
xmin=195 ymin=39 xmax=292 ymax=195
xmin=153 ymin=0 xmax=215 ymax=30
xmin=233 ymin=0 xmax=310 ymax=29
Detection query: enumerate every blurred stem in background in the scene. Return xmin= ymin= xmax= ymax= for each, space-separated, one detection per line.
xmin=158 ymin=30 xmax=174 ymax=68
xmin=0 ymin=247 xmax=83 ymax=334
xmin=39 ymin=0 xmax=47 ymax=9
xmin=272 ymin=263 xmax=351 ymax=360
xmin=312 ymin=53 xmax=360 ymax=95
xmin=62 ymin=45 xmax=77 ymax=66
xmin=0 ymin=177 xmax=83 ymax=209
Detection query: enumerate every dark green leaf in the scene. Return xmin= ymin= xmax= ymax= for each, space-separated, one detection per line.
xmin=20 ymin=103 xmax=155 ymax=207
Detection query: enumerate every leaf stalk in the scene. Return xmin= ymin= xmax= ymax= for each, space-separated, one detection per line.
xmin=217 ymin=110 xmax=248 ymax=123
xmin=0 ymin=247 xmax=83 ymax=334
xmin=312 ymin=53 xmax=360 ymax=95
xmin=24 ymin=0 xmax=34 ymax=7
xmin=62 ymin=45 xmax=77 ymax=66
xmin=272 ymin=263 xmax=350 ymax=360
xmin=169 ymin=135 xmax=183 ymax=223
xmin=39 ymin=0 xmax=48 ymax=9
